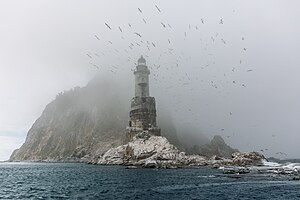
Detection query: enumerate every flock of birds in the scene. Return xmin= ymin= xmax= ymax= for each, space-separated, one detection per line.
xmin=84 ymin=4 xmax=287 ymax=157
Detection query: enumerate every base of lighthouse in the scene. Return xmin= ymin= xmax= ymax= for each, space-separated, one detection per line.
xmin=126 ymin=96 xmax=161 ymax=142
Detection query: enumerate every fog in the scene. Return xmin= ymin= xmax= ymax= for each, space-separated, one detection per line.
xmin=1 ymin=0 xmax=300 ymax=160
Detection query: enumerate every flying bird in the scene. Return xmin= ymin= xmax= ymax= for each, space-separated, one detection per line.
xmin=201 ymin=18 xmax=204 ymax=24
xmin=221 ymin=38 xmax=226 ymax=44
xmin=219 ymin=19 xmax=224 ymax=24
xmin=138 ymin=8 xmax=142 ymax=13
xmin=105 ymin=23 xmax=111 ymax=30
xmin=247 ymin=69 xmax=253 ymax=72
xmin=155 ymin=5 xmax=161 ymax=12
xmin=134 ymin=32 xmax=142 ymax=37
xmin=118 ymin=26 xmax=122 ymax=32
xmin=152 ymin=42 xmax=156 ymax=47
xmin=143 ymin=18 xmax=147 ymax=24
xmin=161 ymin=22 xmax=166 ymax=28
xmin=86 ymin=53 xmax=92 ymax=58
xmin=94 ymin=35 xmax=100 ymax=40
xmin=128 ymin=23 xmax=132 ymax=28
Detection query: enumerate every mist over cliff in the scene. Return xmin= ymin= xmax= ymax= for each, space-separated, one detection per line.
xmin=11 ymin=73 xmax=223 ymax=161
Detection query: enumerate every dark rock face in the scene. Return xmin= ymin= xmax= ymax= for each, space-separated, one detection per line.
xmin=187 ymin=135 xmax=239 ymax=158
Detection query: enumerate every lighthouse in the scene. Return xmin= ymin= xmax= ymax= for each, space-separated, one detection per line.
xmin=126 ymin=56 xmax=161 ymax=141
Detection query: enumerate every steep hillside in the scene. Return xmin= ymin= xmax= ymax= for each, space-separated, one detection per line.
xmin=9 ymin=75 xmax=181 ymax=161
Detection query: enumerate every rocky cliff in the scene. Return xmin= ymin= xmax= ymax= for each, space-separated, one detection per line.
xmin=9 ymin=75 xmax=182 ymax=162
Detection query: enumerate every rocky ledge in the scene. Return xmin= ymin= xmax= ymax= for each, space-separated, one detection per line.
xmin=88 ymin=131 xmax=266 ymax=168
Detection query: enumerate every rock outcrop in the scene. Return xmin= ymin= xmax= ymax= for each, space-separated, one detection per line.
xmin=89 ymin=131 xmax=215 ymax=168
xmin=89 ymin=131 xmax=263 ymax=168
xmin=232 ymin=152 xmax=266 ymax=166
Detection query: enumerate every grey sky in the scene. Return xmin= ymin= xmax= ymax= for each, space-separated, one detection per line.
xmin=0 ymin=0 xmax=300 ymax=160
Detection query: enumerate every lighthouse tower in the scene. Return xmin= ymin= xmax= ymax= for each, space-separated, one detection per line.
xmin=134 ymin=55 xmax=150 ymax=97
xmin=126 ymin=56 xmax=161 ymax=141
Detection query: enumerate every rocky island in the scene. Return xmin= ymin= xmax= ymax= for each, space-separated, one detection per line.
xmin=10 ymin=56 xmax=267 ymax=170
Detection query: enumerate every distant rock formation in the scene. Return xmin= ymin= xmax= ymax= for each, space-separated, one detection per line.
xmin=187 ymin=135 xmax=238 ymax=158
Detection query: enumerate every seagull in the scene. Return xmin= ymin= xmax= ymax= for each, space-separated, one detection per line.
xmin=221 ymin=38 xmax=226 ymax=44
xmin=105 ymin=23 xmax=111 ymax=30
xmin=94 ymin=35 xmax=100 ymax=40
xmin=134 ymin=32 xmax=142 ymax=37
xmin=93 ymin=64 xmax=99 ymax=69
xmin=86 ymin=53 xmax=92 ymax=59
xmin=138 ymin=8 xmax=142 ymax=13
xmin=155 ymin=5 xmax=161 ymax=12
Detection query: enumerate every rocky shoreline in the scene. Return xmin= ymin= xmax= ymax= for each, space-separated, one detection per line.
xmin=87 ymin=131 xmax=266 ymax=169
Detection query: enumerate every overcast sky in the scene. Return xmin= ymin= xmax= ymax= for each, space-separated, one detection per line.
xmin=0 ymin=0 xmax=300 ymax=161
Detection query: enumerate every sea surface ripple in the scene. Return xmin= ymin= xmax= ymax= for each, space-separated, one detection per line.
xmin=0 ymin=163 xmax=300 ymax=199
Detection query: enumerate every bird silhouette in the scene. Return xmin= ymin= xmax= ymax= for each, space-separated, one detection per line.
xmin=94 ymin=35 xmax=100 ymax=40
xmin=134 ymin=32 xmax=142 ymax=37
xmin=105 ymin=23 xmax=111 ymax=30
xmin=155 ymin=5 xmax=161 ymax=12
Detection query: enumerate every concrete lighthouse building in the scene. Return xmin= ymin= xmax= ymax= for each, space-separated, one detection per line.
xmin=126 ymin=56 xmax=161 ymax=141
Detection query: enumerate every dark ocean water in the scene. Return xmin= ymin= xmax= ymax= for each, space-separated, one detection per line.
xmin=0 ymin=163 xmax=299 ymax=200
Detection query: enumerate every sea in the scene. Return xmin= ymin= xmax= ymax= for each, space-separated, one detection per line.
xmin=0 ymin=162 xmax=300 ymax=200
